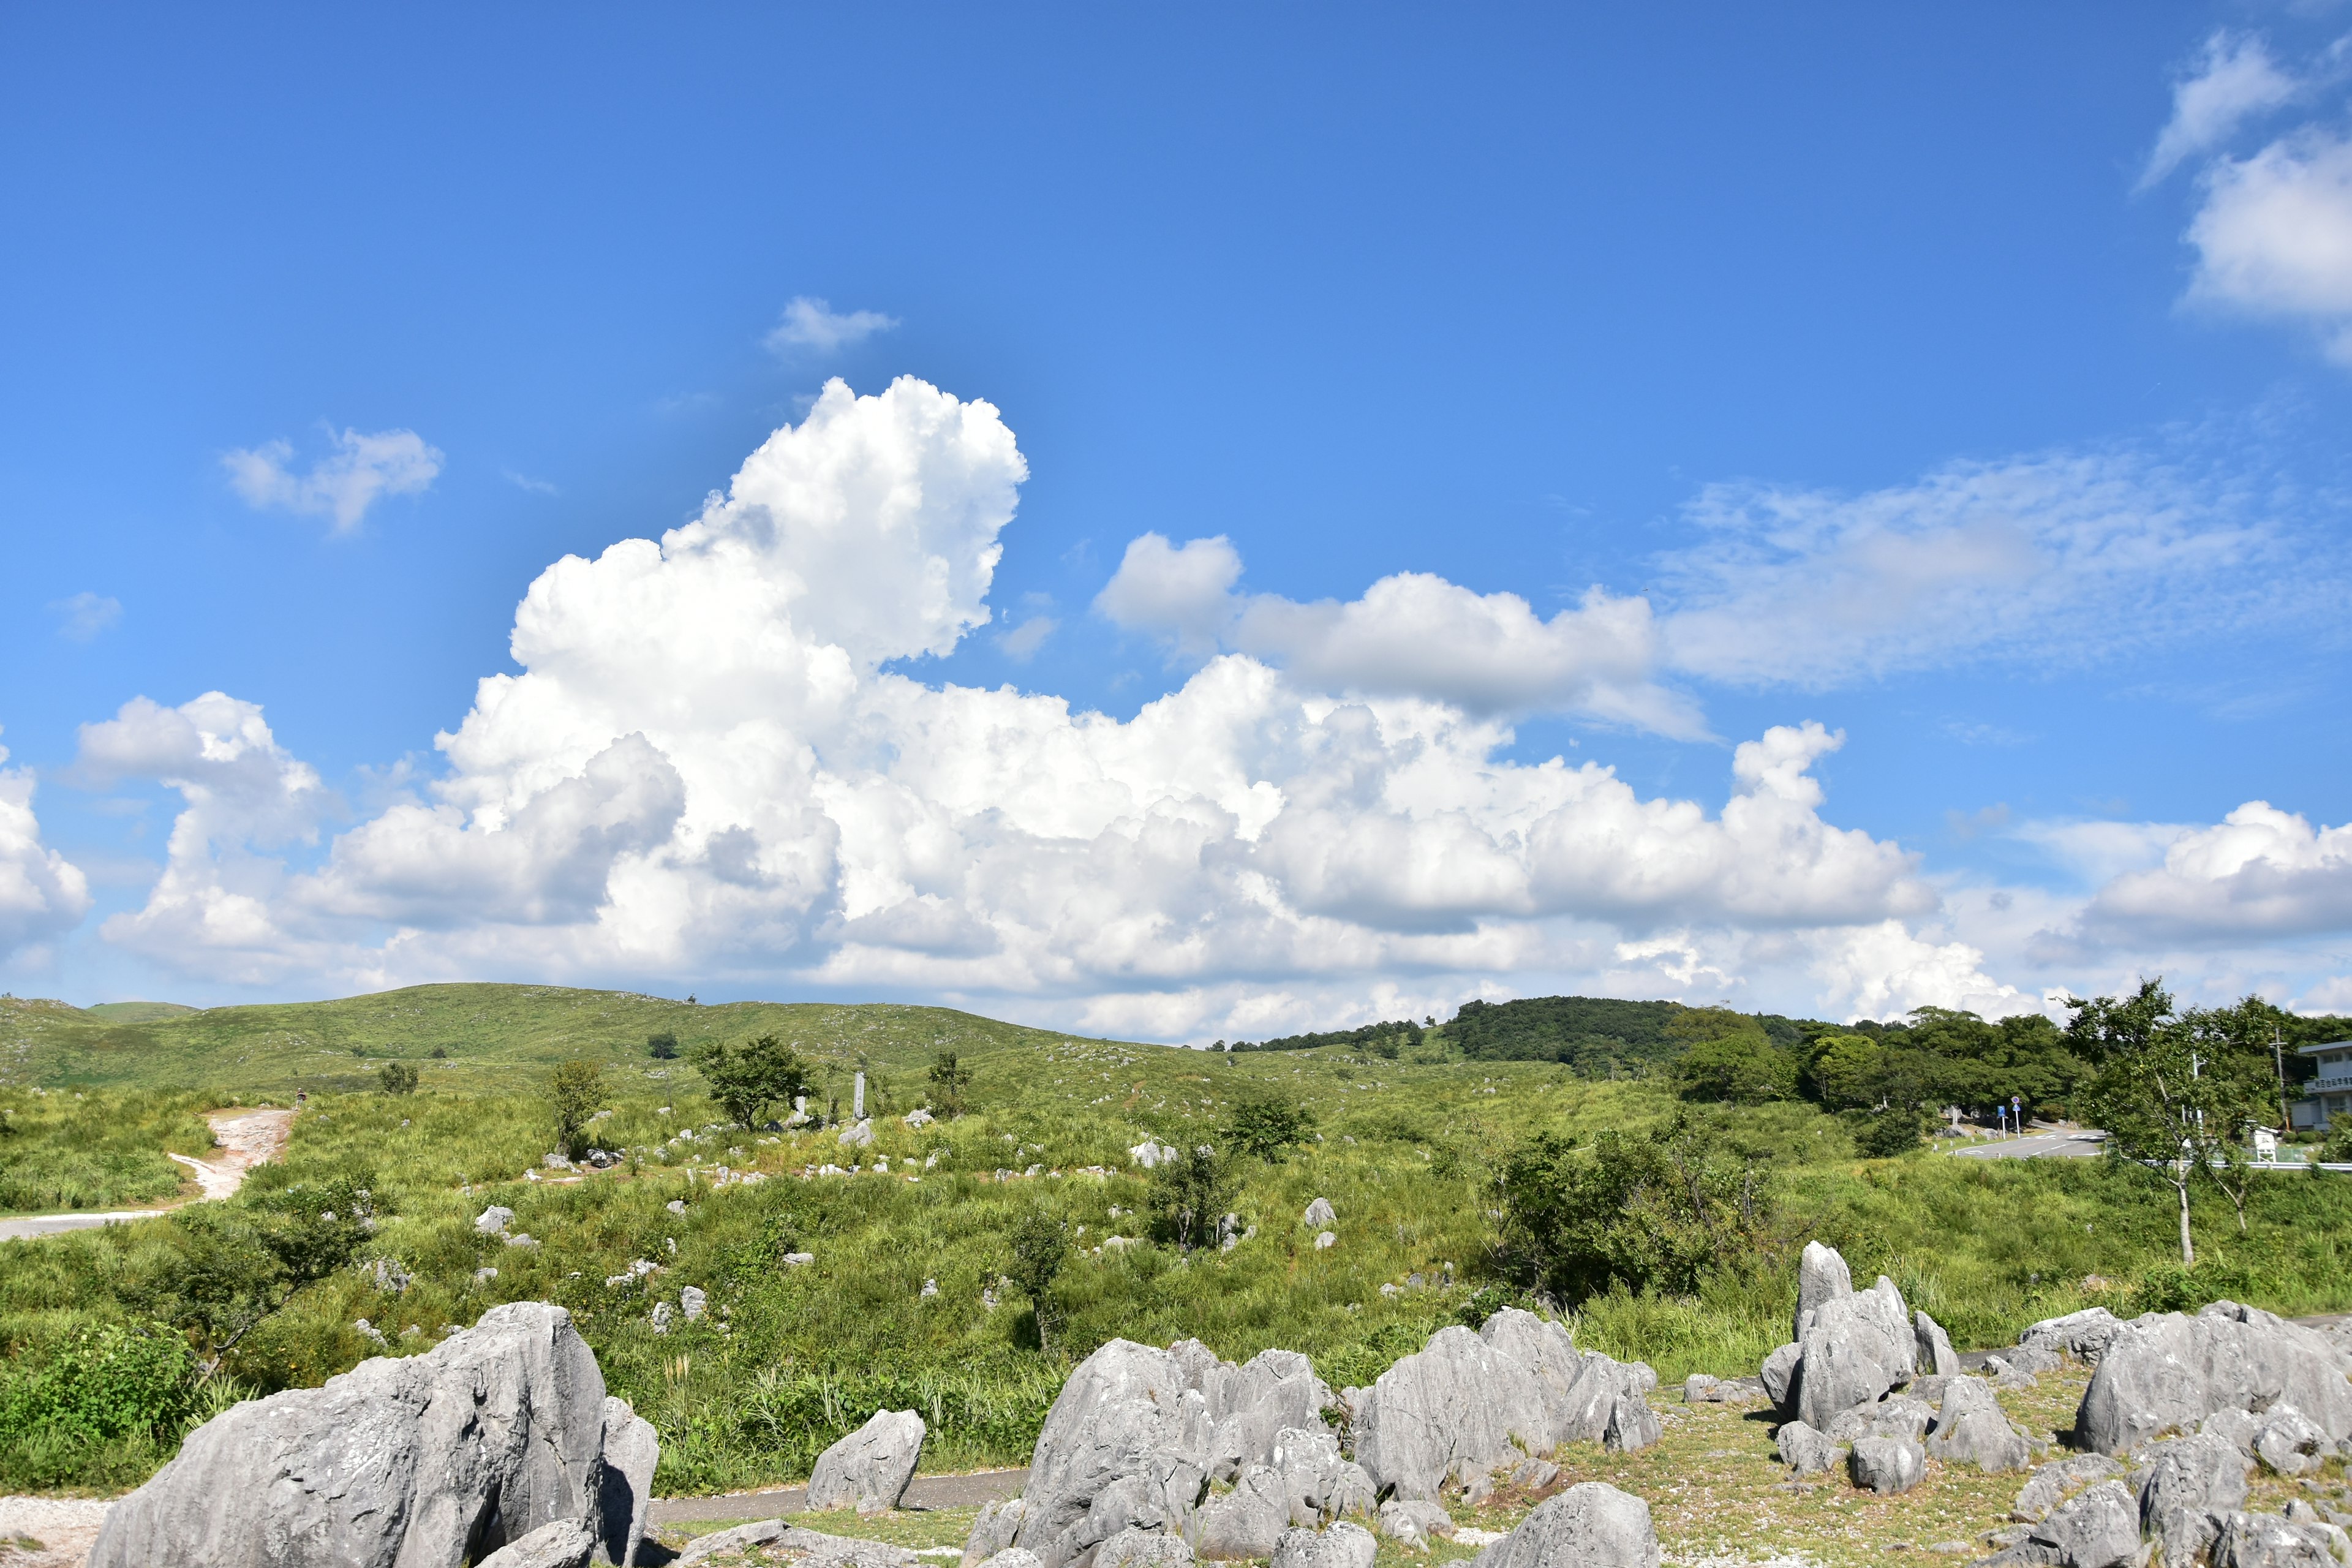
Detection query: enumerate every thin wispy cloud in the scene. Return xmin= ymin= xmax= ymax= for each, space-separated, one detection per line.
xmin=504 ymin=470 xmax=560 ymax=496
xmin=763 ymin=296 xmax=900 ymax=356
xmin=49 ymin=592 xmax=122 ymax=642
xmin=2141 ymin=32 xmax=2304 ymax=189
xmin=223 ymin=426 xmax=443 ymax=533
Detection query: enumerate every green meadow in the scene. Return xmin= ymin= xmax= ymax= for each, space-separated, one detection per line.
xmin=0 ymin=983 xmax=2347 ymax=1499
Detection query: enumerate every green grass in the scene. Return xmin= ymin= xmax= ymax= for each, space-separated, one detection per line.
xmin=0 ymin=1090 xmax=216 ymax=1216
xmin=1 ymin=982 xmax=2349 ymax=1506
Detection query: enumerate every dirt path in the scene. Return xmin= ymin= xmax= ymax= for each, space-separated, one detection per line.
xmin=0 ymin=1107 xmax=293 ymax=1242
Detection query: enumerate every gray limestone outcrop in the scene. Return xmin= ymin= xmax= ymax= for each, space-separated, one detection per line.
xmin=2010 ymin=1454 xmax=2119 ymax=1523
xmin=478 ymin=1520 xmax=598 ymax=1568
xmin=2076 ymin=1302 xmax=2352 ymax=1456
xmin=2133 ymin=1431 xmax=2252 ymax=1568
xmin=1916 ymin=1310 xmax=1961 ymax=1378
xmin=1795 ymin=1240 xmax=1855 ymax=1341
xmin=1775 ymin=1420 xmax=1839 ymax=1476
xmin=1849 ymin=1436 xmax=1925 ymax=1495
xmin=1096 ymin=1527 xmax=1197 ymax=1568
xmin=2031 ymin=1483 xmax=2141 ymax=1568
xmin=1925 ymin=1376 xmax=2033 ymax=1474
xmin=2211 ymin=1511 xmax=2352 ymax=1568
xmin=807 ymin=1409 xmax=927 ymax=1514
xmin=89 ymin=1302 xmax=646 ymax=1568
xmin=1466 ymin=1483 xmax=1660 ymax=1568
xmin=1269 ymin=1523 xmax=1376 ymax=1568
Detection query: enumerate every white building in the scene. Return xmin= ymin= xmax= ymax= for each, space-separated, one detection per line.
xmin=2288 ymin=1041 xmax=2352 ymax=1132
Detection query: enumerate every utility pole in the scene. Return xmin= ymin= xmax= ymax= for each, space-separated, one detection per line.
xmin=2274 ymin=1026 xmax=2291 ymax=1131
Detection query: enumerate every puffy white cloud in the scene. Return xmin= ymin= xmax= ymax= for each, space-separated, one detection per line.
xmin=2079 ymin=802 xmax=2352 ymax=944
xmin=2188 ymin=129 xmax=2352 ymax=361
xmin=0 ymin=737 xmax=92 ymax=959
xmin=2143 ymin=32 xmax=2302 ymax=189
xmin=1654 ymin=443 xmax=2301 ymax=687
xmin=764 ymin=296 xmax=900 ymax=356
xmin=1096 ymin=533 xmax=1705 ymax=734
xmin=1809 ymin=920 xmax=2031 ymax=1023
xmin=91 ymin=377 xmax=1969 ymax=1029
xmin=49 ymin=592 xmax=121 ymax=642
xmin=224 ymin=426 xmax=443 ymax=532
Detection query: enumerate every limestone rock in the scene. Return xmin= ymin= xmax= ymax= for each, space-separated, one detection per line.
xmin=2211 ymin=1510 xmax=2352 ymax=1568
xmin=981 ymin=1553 xmax=1045 ymax=1568
xmin=1011 ymin=1340 xmax=1216 ymax=1568
xmin=2010 ymin=1454 xmax=2118 ymax=1523
xmin=966 ymin=1500 xmax=1029 ymax=1567
xmin=1199 ymin=1348 xmax=1335 ymax=1482
xmin=2021 ymin=1308 xmax=2126 ymax=1365
xmin=480 ymin=1520 xmax=598 ymax=1568
xmin=1096 ymin=1528 xmax=1195 ymax=1568
xmin=1270 ymin=1523 xmax=1376 ymax=1568
xmin=839 ymin=1120 xmax=875 ymax=1148
xmin=808 ymin=1408 xmax=927 ymax=1514
xmin=1775 ymin=1420 xmax=1839 ymax=1476
xmin=1194 ymin=1466 xmax=1292 ymax=1560
xmin=1795 ymin=1240 xmax=1855 ymax=1342
xmin=477 ymin=1204 xmax=516 ymax=1234
xmin=1828 ymin=1394 xmax=1933 ymax=1446
xmin=1479 ymin=1309 xmax=1588 ymax=1450
xmin=91 ymin=1302 xmax=612 ymax=1568
xmin=1795 ymin=1276 xmax=1917 ymax=1430
xmin=2029 ymin=1482 xmax=2139 ymax=1568
xmin=2252 ymin=1406 xmax=2334 ymax=1477
xmin=1849 ymin=1436 xmax=1925 ymax=1495
xmin=678 ymin=1523 xmax=784 ymax=1566
xmin=1269 ymin=1427 xmax=1373 ymax=1526
xmin=1351 ymin=1325 xmax=1548 ymax=1501
xmin=598 ymin=1395 xmax=659 ymax=1567
xmin=1602 ymin=1394 xmax=1661 ymax=1454
xmin=1925 ymin=1376 xmax=2032 ymax=1474
xmin=1303 ymin=1198 xmax=1336 ymax=1229
xmin=2078 ymin=1303 xmax=2352 ymax=1456
xmin=1377 ymin=1499 xmax=1455 ymax=1551
xmin=1915 ymin=1310 xmax=1961 ymax=1377
xmin=1468 ymin=1483 xmax=1659 ymax=1568
xmin=2134 ymin=1433 xmax=2250 ymax=1568
xmin=1760 ymin=1342 xmax=1803 ymax=1412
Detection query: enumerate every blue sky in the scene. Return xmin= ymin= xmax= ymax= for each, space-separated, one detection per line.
xmin=5 ymin=5 xmax=2352 ymax=1034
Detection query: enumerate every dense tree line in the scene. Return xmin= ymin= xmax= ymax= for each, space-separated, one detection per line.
xmin=1223 ymin=1019 xmax=1428 ymax=1056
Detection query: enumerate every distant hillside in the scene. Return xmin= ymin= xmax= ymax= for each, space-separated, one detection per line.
xmin=0 ymin=983 xmax=1121 ymax=1093
xmin=84 ymin=1001 xmax=200 ymax=1023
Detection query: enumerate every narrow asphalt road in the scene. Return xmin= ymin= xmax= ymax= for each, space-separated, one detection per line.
xmin=0 ymin=1107 xmax=293 ymax=1241
xmin=1948 ymin=1128 xmax=2108 ymax=1160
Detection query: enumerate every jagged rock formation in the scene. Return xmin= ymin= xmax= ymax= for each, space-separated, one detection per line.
xmin=807 ymin=1409 xmax=927 ymax=1514
xmin=2077 ymin=1302 xmax=2352 ymax=1455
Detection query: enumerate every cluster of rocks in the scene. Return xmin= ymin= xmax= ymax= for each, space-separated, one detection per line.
xmin=959 ymin=1308 xmax=1660 ymax=1568
xmin=1759 ymin=1243 xmax=2352 ymax=1568
xmin=88 ymin=1303 xmax=657 ymax=1568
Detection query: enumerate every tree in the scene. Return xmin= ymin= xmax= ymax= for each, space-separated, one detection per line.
xmin=1807 ymin=1033 xmax=1884 ymax=1108
xmin=1006 ymin=1207 xmax=1070 ymax=1351
xmin=1673 ymin=1032 xmax=1798 ymax=1103
xmin=928 ymin=1052 xmax=973 ymax=1117
xmin=1147 ymin=1144 xmax=1237 ymax=1254
xmin=1226 ymin=1094 xmax=1315 ymax=1161
xmin=647 ymin=1030 xmax=680 ymax=1061
xmin=2179 ymin=999 xmax=2292 ymax=1234
xmin=692 ymin=1035 xmax=812 ymax=1129
xmin=550 ymin=1060 xmax=605 ymax=1159
xmin=377 ymin=1060 xmax=418 ymax=1095
xmin=127 ymin=1168 xmax=376 ymax=1360
xmin=1496 ymin=1111 xmax=1777 ymax=1302
xmin=2070 ymin=981 xmax=2271 ymax=1263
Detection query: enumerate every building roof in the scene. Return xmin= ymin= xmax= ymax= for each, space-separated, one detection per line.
xmin=2299 ymin=1040 xmax=2352 ymax=1057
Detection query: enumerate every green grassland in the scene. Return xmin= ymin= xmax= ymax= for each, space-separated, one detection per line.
xmin=0 ymin=983 xmax=2348 ymax=1506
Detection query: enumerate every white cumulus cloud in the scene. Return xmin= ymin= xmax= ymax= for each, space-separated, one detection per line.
xmin=764 ymin=296 xmax=900 ymax=356
xmin=0 ymin=736 xmax=93 ymax=960
xmin=224 ymin=426 xmax=444 ymax=532
xmin=87 ymin=376 xmax=1978 ymax=1029
xmin=2078 ymin=801 xmax=2352 ymax=944
xmin=2188 ymin=129 xmax=2352 ymax=361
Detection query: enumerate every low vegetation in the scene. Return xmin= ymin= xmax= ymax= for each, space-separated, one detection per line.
xmin=0 ymin=981 xmax=2346 ymax=1506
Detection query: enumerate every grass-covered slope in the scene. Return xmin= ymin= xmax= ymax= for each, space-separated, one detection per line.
xmin=0 ymin=985 xmax=1093 ymax=1095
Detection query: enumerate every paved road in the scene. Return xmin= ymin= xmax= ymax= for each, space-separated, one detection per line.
xmin=0 ymin=1108 xmax=293 ymax=1241
xmin=1948 ymin=1128 xmax=2108 ymax=1160
xmin=650 ymin=1468 xmax=1028 ymax=1525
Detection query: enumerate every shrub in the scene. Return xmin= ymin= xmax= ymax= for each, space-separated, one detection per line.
xmin=1226 ymin=1095 xmax=1315 ymax=1162
xmin=1006 ymin=1207 xmax=1070 ymax=1350
xmin=692 ymin=1036 xmax=810 ymax=1129
xmin=377 ymin=1061 xmax=418 ymax=1096
xmin=1854 ymin=1111 xmax=1921 ymax=1157
xmin=551 ymin=1061 xmax=606 ymax=1159
xmin=1146 ymin=1144 xmax=1235 ymax=1254
xmin=927 ymin=1052 xmax=973 ymax=1118
xmin=647 ymin=1031 xmax=680 ymax=1061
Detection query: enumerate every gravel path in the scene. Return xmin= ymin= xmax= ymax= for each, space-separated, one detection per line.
xmin=650 ymin=1468 xmax=1029 ymax=1525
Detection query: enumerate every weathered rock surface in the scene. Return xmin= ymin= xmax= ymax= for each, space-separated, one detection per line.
xmin=1467 ymin=1483 xmax=1660 ymax=1568
xmin=2211 ymin=1510 xmax=2352 ymax=1568
xmin=1302 ymin=1199 xmax=1336 ymax=1229
xmin=91 ymin=1302 xmax=625 ymax=1568
xmin=1916 ymin=1310 xmax=1961 ymax=1378
xmin=1775 ymin=1420 xmax=1839 ymax=1475
xmin=1849 ymin=1436 xmax=1925 ymax=1495
xmin=1828 ymin=1394 xmax=1934 ymax=1445
xmin=1926 ymin=1376 xmax=2033 ymax=1474
xmin=478 ymin=1520 xmax=598 ymax=1568
xmin=1270 ymin=1523 xmax=1376 ymax=1568
xmin=1603 ymin=1393 xmax=1662 ymax=1454
xmin=1376 ymin=1499 xmax=1455 ymax=1551
xmin=1269 ymin=1427 xmax=1373 ymax=1527
xmin=979 ymin=1553 xmax=1046 ymax=1568
xmin=1796 ymin=1275 xmax=1917 ymax=1429
xmin=1194 ymin=1467 xmax=1292 ymax=1560
xmin=2030 ymin=1482 xmax=2139 ymax=1568
xmin=2077 ymin=1303 xmax=2352 ymax=1455
xmin=2021 ymin=1309 xmax=2126 ymax=1365
xmin=1760 ymin=1341 xmax=1803 ymax=1411
xmin=2133 ymin=1432 xmax=2250 ymax=1568
xmin=2251 ymin=1406 xmax=2334 ymax=1477
xmin=1795 ymin=1239 xmax=1855 ymax=1341
xmin=599 ymin=1395 xmax=660 ymax=1567
xmin=807 ymin=1409 xmax=927 ymax=1514
xmin=1096 ymin=1526 xmax=1196 ymax=1568
xmin=2010 ymin=1454 xmax=2118 ymax=1523
xmin=965 ymin=1501 xmax=1028 ymax=1568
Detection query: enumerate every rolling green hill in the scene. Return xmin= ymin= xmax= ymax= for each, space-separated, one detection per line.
xmin=0 ymin=985 xmax=1106 ymax=1095
xmin=83 ymin=1002 xmax=199 ymax=1024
